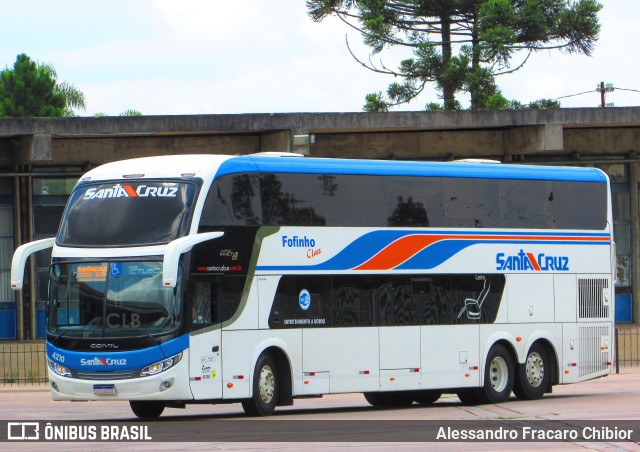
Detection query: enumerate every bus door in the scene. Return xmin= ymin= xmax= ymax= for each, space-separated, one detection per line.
xmin=188 ymin=277 xmax=223 ymax=400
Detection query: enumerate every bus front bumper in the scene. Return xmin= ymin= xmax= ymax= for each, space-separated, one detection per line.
xmin=48 ymin=359 xmax=193 ymax=401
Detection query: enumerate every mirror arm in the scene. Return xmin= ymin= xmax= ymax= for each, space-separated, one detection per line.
xmin=162 ymin=232 xmax=224 ymax=288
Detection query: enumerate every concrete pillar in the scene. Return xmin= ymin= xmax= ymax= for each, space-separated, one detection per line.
xmin=21 ymin=134 xmax=52 ymax=161
xmin=631 ymin=161 xmax=640 ymax=323
xmin=259 ymin=131 xmax=291 ymax=153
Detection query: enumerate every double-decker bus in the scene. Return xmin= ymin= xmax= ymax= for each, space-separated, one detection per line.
xmin=11 ymin=153 xmax=614 ymax=418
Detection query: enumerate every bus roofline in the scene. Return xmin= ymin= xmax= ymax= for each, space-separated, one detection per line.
xmin=162 ymin=232 xmax=224 ymax=288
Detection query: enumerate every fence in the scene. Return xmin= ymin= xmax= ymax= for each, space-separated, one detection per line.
xmin=1 ymin=327 xmax=640 ymax=386
xmin=0 ymin=341 xmax=47 ymax=385
xmin=615 ymin=326 xmax=640 ymax=370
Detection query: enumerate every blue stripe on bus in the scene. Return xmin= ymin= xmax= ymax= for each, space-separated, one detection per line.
xmin=215 ymin=156 xmax=608 ymax=182
xmin=256 ymin=231 xmax=610 ymax=272
xmin=46 ymin=334 xmax=189 ymax=372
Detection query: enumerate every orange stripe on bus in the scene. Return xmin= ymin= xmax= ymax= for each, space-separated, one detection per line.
xmin=353 ymin=233 xmax=609 ymax=271
xmin=355 ymin=235 xmax=446 ymax=270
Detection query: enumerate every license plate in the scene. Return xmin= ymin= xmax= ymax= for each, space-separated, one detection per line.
xmin=93 ymin=384 xmax=116 ymax=395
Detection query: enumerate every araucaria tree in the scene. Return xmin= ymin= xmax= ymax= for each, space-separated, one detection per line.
xmin=306 ymin=0 xmax=602 ymax=111
xmin=0 ymin=53 xmax=86 ymax=117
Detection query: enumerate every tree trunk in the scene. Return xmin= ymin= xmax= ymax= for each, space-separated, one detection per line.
xmin=440 ymin=14 xmax=455 ymax=109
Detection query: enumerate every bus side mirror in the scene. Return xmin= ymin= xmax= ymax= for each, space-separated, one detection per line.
xmin=11 ymin=237 xmax=56 ymax=290
xmin=162 ymin=232 xmax=224 ymax=288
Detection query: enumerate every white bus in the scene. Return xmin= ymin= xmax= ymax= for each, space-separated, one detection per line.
xmin=11 ymin=154 xmax=614 ymax=418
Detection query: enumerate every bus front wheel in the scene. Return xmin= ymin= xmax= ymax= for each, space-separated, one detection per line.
xmin=242 ymin=352 xmax=278 ymax=416
xmin=129 ymin=400 xmax=165 ymax=419
xmin=513 ymin=343 xmax=549 ymax=400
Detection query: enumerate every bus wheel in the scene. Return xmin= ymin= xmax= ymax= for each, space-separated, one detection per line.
xmin=364 ymin=391 xmax=414 ymax=407
xmin=478 ymin=344 xmax=514 ymax=404
xmin=456 ymin=389 xmax=480 ymax=405
xmin=242 ymin=352 xmax=278 ymax=416
xmin=514 ymin=343 xmax=549 ymax=400
xmin=414 ymin=390 xmax=442 ymax=404
xmin=363 ymin=392 xmax=385 ymax=407
xmin=129 ymin=401 xmax=164 ymax=419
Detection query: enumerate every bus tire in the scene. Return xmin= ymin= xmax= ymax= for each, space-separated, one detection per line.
xmin=363 ymin=392 xmax=385 ymax=407
xmin=414 ymin=390 xmax=442 ymax=404
xmin=363 ymin=391 xmax=414 ymax=407
xmin=477 ymin=344 xmax=514 ymax=404
xmin=456 ymin=389 xmax=480 ymax=405
xmin=129 ymin=401 xmax=164 ymax=419
xmin=513 ymin=343 xmax=549 ymax=400
xmin=242 ymin=352 xmax=278 ymax=416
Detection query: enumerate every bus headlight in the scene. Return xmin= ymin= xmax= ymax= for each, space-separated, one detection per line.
xmin=48 ymin=359 xmax=72 ymax=377
xmin=140 ymin=352 xmax=183 ymax=377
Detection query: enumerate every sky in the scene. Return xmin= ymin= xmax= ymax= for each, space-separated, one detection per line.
xmin=1 ymin=0 xmax=639 ymax=116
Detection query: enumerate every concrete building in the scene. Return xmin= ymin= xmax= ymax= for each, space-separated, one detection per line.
xmin=1 ymin=107 xmax=639 ymax=340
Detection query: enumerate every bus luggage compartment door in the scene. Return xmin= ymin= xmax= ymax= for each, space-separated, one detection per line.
xmin=379 ymin=326 xmax=421 ymax=391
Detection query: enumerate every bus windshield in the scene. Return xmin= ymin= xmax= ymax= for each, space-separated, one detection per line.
xmin=57 ymin=180 xmax=199 ymax=247
xmin=48 ymin=261 xmax=181 ymax=338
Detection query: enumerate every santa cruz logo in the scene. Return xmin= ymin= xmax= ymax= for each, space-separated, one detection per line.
xmin=83 ymin=184 xmax=178 ymax=199
xmin=496 ymin=250 xmax=569 ymax=271
xmin=80 ymin=357 xmax=127 ymax=366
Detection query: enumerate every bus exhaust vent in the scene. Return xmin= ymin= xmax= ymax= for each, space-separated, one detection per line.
xmin=577 ymin=278 xmax=609 ymax=319
xmin=578 ymin=326 xmax=610 ymax=377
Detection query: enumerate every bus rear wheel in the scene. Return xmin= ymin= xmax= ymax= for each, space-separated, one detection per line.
xmin=514 ymin=343 xmax=549 ymax=400
xmin=129 ymin=401 xmax=165 ymax=419
xmin=242 ymin=352 xmax=278 ymax=416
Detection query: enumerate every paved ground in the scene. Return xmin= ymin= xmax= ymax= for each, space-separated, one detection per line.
xmin=2 ymin=368 xmax=640 ymax=450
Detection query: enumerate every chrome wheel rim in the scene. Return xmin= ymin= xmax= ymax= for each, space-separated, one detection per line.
xmin=489 ymin=356 xmax=509 ymax=393
xmin=258 ymin=364 xmax=275 ymax=404
xmin=525 ymin=352 xmax=544 ymax=388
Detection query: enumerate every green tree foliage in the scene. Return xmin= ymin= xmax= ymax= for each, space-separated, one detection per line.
xmin=119 ymin=109 xmax=142 ymax=116
xmin=0 ymin=53 xmax=85 ymax=117
xmin=307 ymin=0 xmax=601 ymax=111
xmin=363 ymin=92 xmax=389 ymax=112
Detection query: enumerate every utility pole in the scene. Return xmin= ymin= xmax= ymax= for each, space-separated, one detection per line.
xmin=597 ymin=82 xmax=615 ymax=108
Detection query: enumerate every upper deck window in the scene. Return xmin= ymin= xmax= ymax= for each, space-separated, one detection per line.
xmin=200 ymin=172 xmax=607 ymax=231
xmin=57 ymin=180 xmax=199 ymax=247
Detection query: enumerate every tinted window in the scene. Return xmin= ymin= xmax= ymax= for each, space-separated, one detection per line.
xmin=200 ymin=172 xmax=607 ymax=230
xmin=443 ymin=178 xmax=500 ymax=228
xmin=499 ymin=179 xmax=555 ymax=229
xmin=187 ymin=275 xmax=245 ymax=327
xmin=200 ymin=174 xmax=260 ymax=227
xmin=269 ymin=275 xmax=331 ymax=328
xmin=269 ymin=273 xmax=505 ymax=328
xmin=259 ymin=174 xmax=327 ymax=226
xmin=58 ymin=181 xmax=199 ymax=247
xmin=554 ymin=181 xmax=607 ymax=229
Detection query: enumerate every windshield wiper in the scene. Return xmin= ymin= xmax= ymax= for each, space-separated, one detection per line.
xmin=52 ymin=329 xmax=71 ymax=346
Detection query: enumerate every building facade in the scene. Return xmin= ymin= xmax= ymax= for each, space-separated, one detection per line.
xmin=1 ymin=108 xmax=639 ymax=340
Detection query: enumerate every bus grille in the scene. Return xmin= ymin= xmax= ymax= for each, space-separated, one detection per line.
xmin=579 ymin=325 xmax=609 ymax=377
xmin=578 ymin=278 xmax=609 ymax=319
xmin=74 ymin=370 xmax=139 ymax=380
